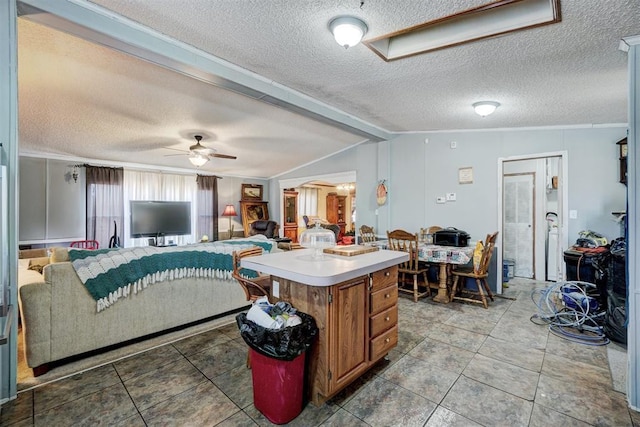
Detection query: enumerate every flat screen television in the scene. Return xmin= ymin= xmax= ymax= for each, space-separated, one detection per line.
xmin=130 ymin=200 xmax=192 ymax=238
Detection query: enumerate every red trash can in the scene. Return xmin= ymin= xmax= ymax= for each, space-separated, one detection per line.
xmin=250 ymin=348 xmax=306 ymax=424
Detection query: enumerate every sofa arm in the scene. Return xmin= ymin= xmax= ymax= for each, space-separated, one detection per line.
xmin=18 ymin=276 xmax=51 ymax=368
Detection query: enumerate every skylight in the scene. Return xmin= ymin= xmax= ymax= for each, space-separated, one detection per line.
xmin=364 ymin=0 xmax=561 ymax=61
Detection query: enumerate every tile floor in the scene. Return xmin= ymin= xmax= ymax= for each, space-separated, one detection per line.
xmin=1 ymin=278 xmax=639 ymax=426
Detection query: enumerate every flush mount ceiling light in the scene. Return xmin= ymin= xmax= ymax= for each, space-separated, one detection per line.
xmin=364 ymin=0 xmax=560 ymax=61
xmin=473 ymin=101 xmax=500 ymax=117
xmin=329 ymin=16 xmax=368 ymax=49
xmin=189 ymin=154 xmax=208 ymax=167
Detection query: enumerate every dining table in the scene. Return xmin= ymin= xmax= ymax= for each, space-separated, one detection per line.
xmin=418 ymin=243 xmax=475 ymax=303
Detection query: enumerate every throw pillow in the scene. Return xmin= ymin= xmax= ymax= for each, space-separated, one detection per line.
xmin=28 ymin=264 xmax=44 ymax=274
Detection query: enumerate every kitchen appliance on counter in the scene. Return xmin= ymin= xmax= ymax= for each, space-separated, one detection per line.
xmin=433 ymin=228 xmax=470 ymax=247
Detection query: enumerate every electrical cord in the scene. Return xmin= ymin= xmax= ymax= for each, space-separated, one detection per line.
xmin=530 ymin=281 xmax=609 ymax=346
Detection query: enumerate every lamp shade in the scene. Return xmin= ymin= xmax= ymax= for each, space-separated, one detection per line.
xmin=472 ymin=101 xmax=500 ymax=117
xmin=329 ymin=16 xmax=368 ymax=49
xmin=222 ymin=204 xmax=237 ymax=217
xmin=189 ymin=154 xmax=208 ymax=167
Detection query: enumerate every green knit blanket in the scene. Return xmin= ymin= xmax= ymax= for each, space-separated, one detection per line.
xmin=69 ymin=239 xmax=274 ymax=312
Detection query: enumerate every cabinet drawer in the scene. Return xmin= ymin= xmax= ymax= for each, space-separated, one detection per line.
xmin=370 ymin=305 xmax=397 ymax=338
xmin=370 ymin=266 xmax=398 ymax=291
xmin=370 ymin=325 xmax=398 ymax=361
xmin=370 ymin=285 xmax=398 ymax=314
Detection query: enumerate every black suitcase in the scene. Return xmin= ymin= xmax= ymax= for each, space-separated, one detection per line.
xmin=563 ymin=247 xmax=608 ymax=305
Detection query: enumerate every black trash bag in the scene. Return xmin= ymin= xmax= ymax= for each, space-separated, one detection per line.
xmin=236 ymin=311 xmax=318 ymax=361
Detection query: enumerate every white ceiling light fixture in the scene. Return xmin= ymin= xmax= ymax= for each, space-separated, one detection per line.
xmin=329 ymin=16 xmax=368 ymax=49
xmin=189 ymin=154 xmax=208 ymax=167
xmin=473 ymin=101 xmax=500 ymax=117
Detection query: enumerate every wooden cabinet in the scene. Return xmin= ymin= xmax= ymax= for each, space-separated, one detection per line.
xmin=283 ymin=190 xmax=298 ymax=242
xmin=326 ymin=192 xmax=347 ymax=235
xmin=274 ymin=265 xmax=398 ymax=405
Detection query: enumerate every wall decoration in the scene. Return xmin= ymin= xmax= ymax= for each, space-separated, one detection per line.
xmin=240 ymin=201 xmax=269 ymax=236
xmin=376 ymin=180 xmax=388 ymax=206
xmin=241 ymin=184 xmax=263 ymax=201
xmin=458 ymin=167 xmax=474 ymax=184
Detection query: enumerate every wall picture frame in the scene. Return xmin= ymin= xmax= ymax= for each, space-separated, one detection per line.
xmin=240 ymin=201 xmax=269 ymax=236
xmin=241 ymin=184 xmax=263 ymax=201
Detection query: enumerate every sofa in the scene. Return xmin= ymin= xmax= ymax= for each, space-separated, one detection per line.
xmin=18 ymin=237 xmax=278 ymax=375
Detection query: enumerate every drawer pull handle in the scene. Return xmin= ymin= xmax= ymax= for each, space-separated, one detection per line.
xmin=385 ymin=338 xmax=390 ymax=343
xmin=385 ymin=316 xmax=390 ymax=321
xmin=385 ymin=294 xmax=390 ymax=298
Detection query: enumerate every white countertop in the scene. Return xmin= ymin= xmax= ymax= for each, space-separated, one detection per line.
xmin=241 ymin=248 xmax=409 ymax=287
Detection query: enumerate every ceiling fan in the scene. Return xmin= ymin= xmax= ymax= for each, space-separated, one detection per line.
xmin=164 ymin=135 xmax=237 ymax=167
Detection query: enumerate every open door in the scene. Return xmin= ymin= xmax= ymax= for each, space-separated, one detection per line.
xmin=499 ymin=153 xmax=567 ymax=284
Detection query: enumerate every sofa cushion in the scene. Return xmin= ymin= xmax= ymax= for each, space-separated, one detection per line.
xmin=50 ymin=247 xmax=70 ymax=263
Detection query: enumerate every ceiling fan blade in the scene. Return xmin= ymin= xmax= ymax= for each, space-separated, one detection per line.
xmin=210 ymin=153 xmax=237 ymax=160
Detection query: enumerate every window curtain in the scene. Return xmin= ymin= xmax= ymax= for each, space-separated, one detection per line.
xmin=86 ymin=166 xmax=124 ymax=249
xmin=298 ymin=187 xmax=318 ymax=216
xmin=196 ymin=175 xmax=219 ymax=241
xmin=123 ymin=170 xmax=198 ymax=247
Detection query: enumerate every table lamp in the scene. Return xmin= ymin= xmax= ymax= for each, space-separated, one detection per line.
xmin=222 ymin=204 xmax=237 ymax=239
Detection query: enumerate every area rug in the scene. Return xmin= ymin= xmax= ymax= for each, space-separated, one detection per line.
xmin=17 ymin=312 xmax=239 ymax=392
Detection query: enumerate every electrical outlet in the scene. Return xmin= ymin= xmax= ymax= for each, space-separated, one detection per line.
xmin=272 ymin=280 xmax=280 ymax=298
xmin=436 ymin=196 xmax=446 ymax=204
xmin=450 ymin=141 xmax=457 ymax=149
xmin=446 ymin=192 xmax=456 ymax=201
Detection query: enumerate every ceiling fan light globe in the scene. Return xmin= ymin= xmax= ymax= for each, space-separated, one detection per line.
xmin=189 ymin=154 xmax=208 ymax=167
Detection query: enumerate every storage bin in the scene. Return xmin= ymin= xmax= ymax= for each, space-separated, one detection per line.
xmin=503 ymin=259 xmax=515 ymax=282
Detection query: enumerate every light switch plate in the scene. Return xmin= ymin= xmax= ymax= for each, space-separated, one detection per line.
xmin=450 ymin=141 xmax=457 ymax=149
xmin=446 ymin=192 xmax=456 ymax=201
xmin=272 ymin=280 xmax=279 ymax=298
xmin=569 ymin=210 xmax=578 ymax=219
xmin=437 ymin=196 xmax=446 ymax=204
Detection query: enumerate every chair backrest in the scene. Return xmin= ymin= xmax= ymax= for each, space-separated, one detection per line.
xmin=321 ymin=224 xmax=340 ymax=242
xmin=232 ymin=246 xmax=269 ymax=301
xmin=70 ymin=240 xmax=99 ymax=250
xmin=477 ymin=231 xmax=499 ymax=276
xmin=359 ymin=225 xmax=376 ymax=243
xmin=386 ymin=229 xmax=421 ymax=272
xmin=249 ymin=220 xmax=279 ymax=238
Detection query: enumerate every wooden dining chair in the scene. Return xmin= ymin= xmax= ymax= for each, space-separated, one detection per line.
xmin=70 ymin=240 xmax=99 ymax=250
xmin=449 ymin=231 xmax=499 ymax=308
xmin=386 ymin=229 xmax=430 ymax=302
xmin=359 ymin=225 xmax=377 ymax=243
xmin=232 ymin=247 xmax=271 ymax=302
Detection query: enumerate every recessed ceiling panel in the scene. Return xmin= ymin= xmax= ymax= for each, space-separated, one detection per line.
xmin=365 ymin=0 xmax=561 ymax=61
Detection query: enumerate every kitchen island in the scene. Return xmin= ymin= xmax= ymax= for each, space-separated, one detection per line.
xmin=242 ymin=248 xmax=408 ymax=406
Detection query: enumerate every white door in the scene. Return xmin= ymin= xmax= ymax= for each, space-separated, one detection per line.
xmin=503 ymin=173 xmax=535 ymax=278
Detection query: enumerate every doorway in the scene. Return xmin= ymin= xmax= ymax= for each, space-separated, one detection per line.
xmin=278 ymin=171 xmax=357 ymax=242
xmin=498 ymin=152 xmax=568 ymax=286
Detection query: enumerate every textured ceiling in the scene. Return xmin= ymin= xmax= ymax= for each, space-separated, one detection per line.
xmin=17 ymin=0 xmax=640 ymax=178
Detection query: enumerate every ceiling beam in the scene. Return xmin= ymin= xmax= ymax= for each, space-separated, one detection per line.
xmin=18 ymin=0 xmax=392 ymax=142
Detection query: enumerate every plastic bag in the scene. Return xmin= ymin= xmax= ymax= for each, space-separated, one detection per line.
xmin=236 ymin=311 xmax=318 ymax=361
